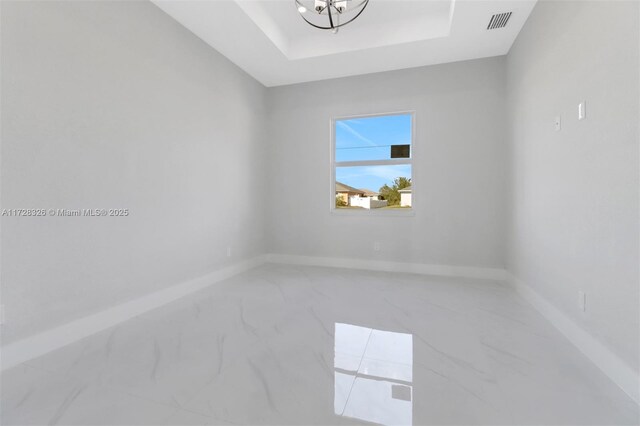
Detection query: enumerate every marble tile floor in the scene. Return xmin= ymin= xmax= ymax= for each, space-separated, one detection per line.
xmin=1 ymin=264 xmax=638 ymax=425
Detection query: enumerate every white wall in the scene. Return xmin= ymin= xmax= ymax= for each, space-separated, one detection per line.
xmin=3 ymin=0 xmax=637 ymax=384
xmin=348 ymin=197 xmax=388 ymax=210
xmin=1 ymin=0 xmax=267 ymax=343
xmin=400 ymin=193 xmax=412 ymax=208
xmin=266 ymin=58 xmax=507 ymax=268
xmin=506 ymin=0 xmax=639 ymax=373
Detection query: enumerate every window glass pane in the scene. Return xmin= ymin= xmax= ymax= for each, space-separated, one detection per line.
xmin=335 ymin=165 xmax=412 ymax=209
xmin=335 ymin=114 xmax=412 ymax=162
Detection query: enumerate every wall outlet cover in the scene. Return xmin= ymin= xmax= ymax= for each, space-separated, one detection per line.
xmin=578 ymin=101 xmax=586 ymax=120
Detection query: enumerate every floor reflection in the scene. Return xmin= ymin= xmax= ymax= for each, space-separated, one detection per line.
xmin=334 ymin=323 xmax=413 ymax=426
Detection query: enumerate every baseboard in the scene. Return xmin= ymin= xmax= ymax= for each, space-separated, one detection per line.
xmin=0 ymin=255 xmax=267 ymax=372
xmin=507 ymin=273 xmax=639 ymax=405
xmin=9 ymin=255 xmax=634 ymax=406
xmin=0 ymin=253 xmax=505 ymax=372
xmin=265 ymin=253 xmax=508 ymax=281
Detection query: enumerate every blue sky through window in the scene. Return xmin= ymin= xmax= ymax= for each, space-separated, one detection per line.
xmin=335 ymin=114 xmax=412 ymax=192
xmin=336 ymin=165 xmax=412 ymax=193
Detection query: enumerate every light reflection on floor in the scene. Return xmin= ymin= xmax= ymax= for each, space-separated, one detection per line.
xmin=334 ymin=323 xmax=413 ymax=426
xmin=2 ymin=265 xmax=637 ymax=425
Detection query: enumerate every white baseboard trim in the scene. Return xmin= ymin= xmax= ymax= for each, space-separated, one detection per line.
xmin=9 ymin=254 xmax=634 ymax=406
xmin=265 ymin=253 xmax=508 ymax=281
xmin=1 ymin=255 xmax=267 ymax=372
xmin=0 ymin=254 xmax=504 ymax=372
xmin=507 ymin=273 xmax=639 ymax=405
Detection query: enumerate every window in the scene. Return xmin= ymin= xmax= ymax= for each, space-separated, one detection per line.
xmin=332 ymin=112 xmax=413 ymax=212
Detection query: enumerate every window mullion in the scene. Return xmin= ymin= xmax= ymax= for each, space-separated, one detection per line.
xmin=335 ymin=159 xmax=412 ymax=168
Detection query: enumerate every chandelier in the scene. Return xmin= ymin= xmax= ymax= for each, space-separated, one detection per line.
xmin=295 ymin=0 xmax=370 ymax=33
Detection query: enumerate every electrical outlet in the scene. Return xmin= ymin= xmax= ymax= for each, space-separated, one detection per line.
xmin=227 ymin=247 xmax=232 ymax=257
xmin=578 ymin=290 xmax=587 ymax=312
xmin=554 ymin=115 xmax=562 ymax=131
xmin=373 ymin=242 xmax=381 ymax=252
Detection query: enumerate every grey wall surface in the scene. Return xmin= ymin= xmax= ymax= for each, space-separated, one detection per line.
xmin=506 ymin=0 xmax=639 ymax=373
xmin=3 ymin=0 xmax=637 ymax=380
xmin=1 ymin=0 xmax=267 ymax=343
xmin=266 ymin=58 xmax=507 ymax=268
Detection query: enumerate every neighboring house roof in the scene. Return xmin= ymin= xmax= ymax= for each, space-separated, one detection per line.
xmin=336 ymin=181 xmax=364 ymax=194
xmin=398 ymin=186 xmax=412 ymax=193
xmin=359 ymin=188 xmax=379 ymax=197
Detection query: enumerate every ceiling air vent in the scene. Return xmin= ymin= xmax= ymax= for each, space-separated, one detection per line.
xmin=487 ymin=12 xmax=512 ymax=30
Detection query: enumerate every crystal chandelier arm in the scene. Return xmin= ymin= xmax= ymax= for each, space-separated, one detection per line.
xmin=332 ymin=0 xmax=368 ymax=28
xmin=294 ymin=0 xmax=369 ymax=30
xmin=327 ymin=3 xmax=334 ymax=28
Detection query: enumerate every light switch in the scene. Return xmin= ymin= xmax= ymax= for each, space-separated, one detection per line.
xmin=555 ymin=115 xmax=561 ymax=131
xmin=578 ymin=101 xmax=586 ymax=120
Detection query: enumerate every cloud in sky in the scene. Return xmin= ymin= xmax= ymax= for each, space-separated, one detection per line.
xmin=336 ymin=121 xmax=376 ymax=147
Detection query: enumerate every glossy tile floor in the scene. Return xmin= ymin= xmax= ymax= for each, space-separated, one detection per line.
xmin=1 ymin=264 xmax=638 ymax=425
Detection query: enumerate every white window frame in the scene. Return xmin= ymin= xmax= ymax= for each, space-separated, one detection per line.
xmin=330 ymin=110 xmax=416 ymax=216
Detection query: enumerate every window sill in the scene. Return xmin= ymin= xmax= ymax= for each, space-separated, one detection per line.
xmin=330 ymin=208 xmax=415 ymax=217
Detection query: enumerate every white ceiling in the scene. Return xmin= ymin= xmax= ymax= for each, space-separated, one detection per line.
xmin=235 ymin=0 xmax=454 ymax=60
xmin=152 ymin=0 xmax=537 ymax=87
